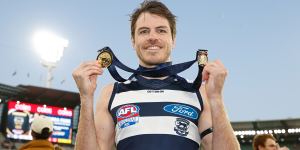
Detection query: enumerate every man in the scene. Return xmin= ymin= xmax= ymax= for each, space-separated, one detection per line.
xmin=252 ymin=134 xmax=289 ymax=150
xmin=72 ymin=1 xmax=240 ymax=150
xmin=19 ymin=115 xmax=54 ymax=150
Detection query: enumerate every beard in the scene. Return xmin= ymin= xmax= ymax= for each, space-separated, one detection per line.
xmin=136 ymin=49 xmax=171 ymax=67
xmin=135 ymin=39 xmax=172 ymax=67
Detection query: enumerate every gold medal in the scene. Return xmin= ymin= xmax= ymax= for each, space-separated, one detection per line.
xmin=197 ymin=50 xmax=208 ymax=66
xmin=97 ymin=50 xmax=113 ymax=68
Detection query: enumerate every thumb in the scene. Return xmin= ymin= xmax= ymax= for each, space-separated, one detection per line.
xmin=202 ymin=66 xmax=209 ymax=81
xmin=90 ymin=75 xmax=98 ymax=84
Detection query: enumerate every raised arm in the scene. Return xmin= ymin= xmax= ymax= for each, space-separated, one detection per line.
xmin=198 ymin=85 xmax=213 ymax=150
xmin=202 ymin=60 xmax=240 ymax=150
xmin=72 ymin=60 xmax=103 ymax=150
xmin=94 ymin=84 xmax=116 ymax=150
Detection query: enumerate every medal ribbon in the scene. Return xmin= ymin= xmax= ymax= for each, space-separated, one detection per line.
xmin=97 ymin=47 xmax=206 ymax=89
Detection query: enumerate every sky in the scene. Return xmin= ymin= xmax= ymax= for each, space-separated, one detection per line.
xmin=0 ymin=0 xmax=299 ymax=122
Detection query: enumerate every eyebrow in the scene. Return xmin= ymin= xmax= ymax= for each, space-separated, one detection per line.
xmin=137 ymin=26 xmax=169 ymax=31
xmin=156 ymin=26 xmax=168 ymax=29
xmin=137 ymin=27 xmax=149 ymax=31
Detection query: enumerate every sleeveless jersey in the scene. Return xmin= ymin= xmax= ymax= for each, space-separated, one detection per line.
xmin=108 ymin=75 xmax=204 ymax=150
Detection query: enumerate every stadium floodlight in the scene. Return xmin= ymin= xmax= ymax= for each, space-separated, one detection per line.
xmin=33 ymin=30 xmax=68 ymax=88
xmin=269 ymin=130 xmax=273 ymax=134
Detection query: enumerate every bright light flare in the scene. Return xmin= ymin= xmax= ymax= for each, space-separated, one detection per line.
xmin=33 ymin=30 xmax=68 ymax=64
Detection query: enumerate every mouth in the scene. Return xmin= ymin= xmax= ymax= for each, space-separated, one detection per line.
xmin=144 ymin=45 xmax=161 ymax=51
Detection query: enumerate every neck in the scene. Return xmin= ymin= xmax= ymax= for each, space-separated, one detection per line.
xmin=139 ymin=57 xmax=172 ymax=68
xmin=138 ymin=61 xmax=172 ymax=69
xmin=137 ymin=61 xmax=172 ymax=79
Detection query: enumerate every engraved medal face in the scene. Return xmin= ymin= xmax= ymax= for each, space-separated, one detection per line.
xmin=197 ymin=50 xmax=208 ymax=66
xmin=97 ymin=50 xmax=113 ymax=68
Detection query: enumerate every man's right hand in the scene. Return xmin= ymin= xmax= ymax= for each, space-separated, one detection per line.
xmin=72 ymin=60 xmax=103 ymax=99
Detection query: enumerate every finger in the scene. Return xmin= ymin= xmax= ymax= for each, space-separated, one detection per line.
xmin=202 ymin=65 xmax=210 ymax=81
xmin=82 ymin=66 xmax=103 ymax=73
xmin=204 ymin=60 xmax=227 ymax=75
xmin=79 ymin=60 xmax=101 ymax=68
xmin=215 ymin=59 xmax=225 ymax=68
xmin=90 ymin=74 xmax=98 ymax=84
xmin=214 ymin=60 xmax=228 ymax=76
xmin=201 ymin=61 xmax=215 ymax=81
xmin=201 ymin=61 xmax=222 ymax=81
xmin=82 ymin=69 xmax=103 ymax=77
xmin=73 ymin=65 xmax=103 ymax=81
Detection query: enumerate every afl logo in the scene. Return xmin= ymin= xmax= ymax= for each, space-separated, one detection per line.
xmin=116 ymin=105 xmax=140 ymax=119
xmin=116 ymin=104 xmax=140 ymax=129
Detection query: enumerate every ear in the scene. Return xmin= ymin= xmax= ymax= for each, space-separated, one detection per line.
xmin=172 ymin=37 xmax=176 ymax=49
xmin=131 ymin=37 xmax=135 ymax=50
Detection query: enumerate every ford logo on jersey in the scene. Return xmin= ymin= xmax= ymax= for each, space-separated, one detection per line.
xmin=116 ymin=104 xmax=140 ymax=129
xmin=163 ymin=104 xmax=198 ymax=120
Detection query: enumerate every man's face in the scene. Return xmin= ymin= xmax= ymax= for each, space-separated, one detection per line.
xmin=259 ymin=138 xmax=277 ymax=150
xmin=132 ymin=12 xmax=175 ymax=67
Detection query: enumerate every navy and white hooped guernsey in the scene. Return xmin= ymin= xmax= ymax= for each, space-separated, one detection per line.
xmin=108 ymin=75 xmax=204 ymax=150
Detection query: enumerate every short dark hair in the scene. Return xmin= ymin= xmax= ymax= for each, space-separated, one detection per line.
xmin=130 ymin=0 xmax=177 ymax=40
xmin=31 ymin=127 xmax=52 ymax=140
xmin=252 ymin=134 xmax=276 ymax=150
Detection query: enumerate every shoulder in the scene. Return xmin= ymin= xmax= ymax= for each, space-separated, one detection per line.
xmin=19 ymin=140 xmax=54 ymax=150
xmin=101 ymin=83 xmax=115 ymax=95
xmin=95 ymin=83 xmax=115 ymax=110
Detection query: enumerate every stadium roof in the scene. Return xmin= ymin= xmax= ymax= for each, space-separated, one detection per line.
xmin=232 ymin=118 xmax=300 ymax=130
xmin=0 ymin=83 xmax=80 ymax=108
xmin=0 ymin=83 xmax=27 ymax=97
xmin=232 ymin=118 xmax=300 ymax=144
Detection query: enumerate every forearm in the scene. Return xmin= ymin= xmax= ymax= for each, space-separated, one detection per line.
xmin=210 ymin=98 xmax=240 ymax=150
xmin=75 ymin=96 xmax=100 ymax=150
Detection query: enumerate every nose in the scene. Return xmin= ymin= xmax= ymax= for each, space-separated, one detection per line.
xmin=147 ymin=31 xmax=158 ymax=44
